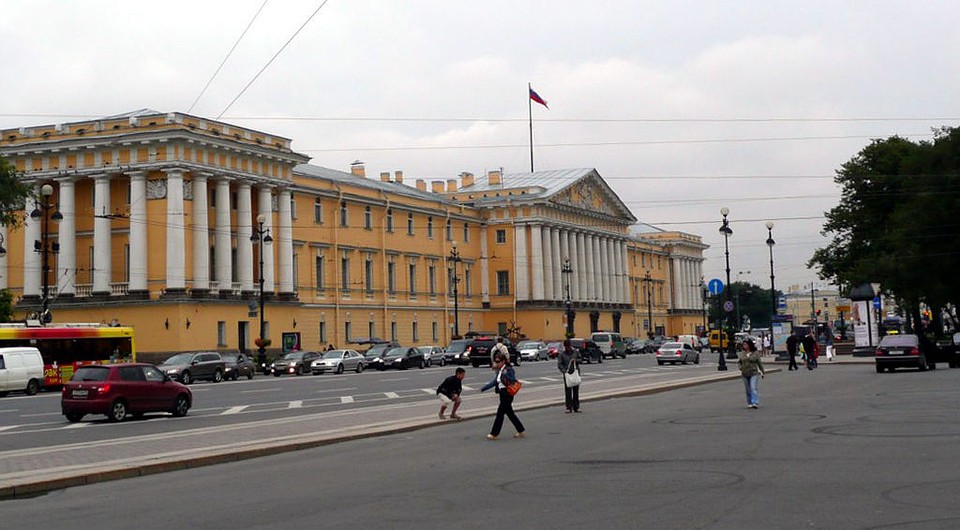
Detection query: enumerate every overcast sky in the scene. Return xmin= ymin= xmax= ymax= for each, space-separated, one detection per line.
xmin=3 ymin=1 xmax=957 ymax=294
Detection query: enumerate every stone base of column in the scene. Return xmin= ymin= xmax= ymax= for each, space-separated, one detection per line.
xmin=190 ymin=288 xmax=211 ymax=299
xmin=126 ymin=290 xmax=151 ymax=301
xmin=91 ymin=291 xmax=112 ymax=299
xmin=277 ymin=292 xmax=299 ymax=302
xmin=160 ymin=288 xmax=190 ymax=300
xmin=220 ymin=290 xmax=241 ymax=300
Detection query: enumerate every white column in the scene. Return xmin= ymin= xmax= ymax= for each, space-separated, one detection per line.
xmin=128 ymin=172 xmax=148 ymax=292
xmin=480 ymin=225 xmax=490 ymax=303
xmin=611 ymin=239 xmax=621 ymax=303
xmin=592 ymin=236 xmax=603 ymax=302
xmin=514 ymin=224 xmax=529 ymax=300
xmin=237 ymin=182 xmax=253 ymax=292
xmin=686 ymin=260 xmax=694 ymax=309
xmin=551 ymin=227 xmax=562 ymax=300
xmin=621 ymin=241 xmax=630 ymax=304
xmin=93 ymin=175 xmax=113 ymax=294
xmin=56 ymin=178 xmax=77 ymax=296
xmin=192 ymin=173 xmax=210 ymax=291
xmin=0 ymin=224 xmax=7 ymax=289
xmin=601 ymin=238 xmax=612 ymax=302
xmin=542 ymin=226 xmax=554 ymax=301
xmin=214 ymin=177 xmax=233 ymax=293
xmin=559 ymin=229 xmax=570 ymax=300
xmin=578 ymin=232 xmax=589 ymax=302
xmin=277 ymin=187 xmax=294 ymax=294
xmin=164 ymin=169 xmax=185 ymax=291
xmin=530 ymin=224 xmax=545 ymax=301
xmin=572 ymin=232 xmax=582 ymax=301
xmin=258 ymin=185 xmax=275 ymax=293
xmin=584 ymin=234 xmax=595 ymax=301
xmin=22 ymin=191 xmax=41 ymax=296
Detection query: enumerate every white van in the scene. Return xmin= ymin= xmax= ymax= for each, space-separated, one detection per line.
xmin=591 ymin=332 xmax=626 ymax=359
xmin=676 ymin=334 xmax=701 ymax=352
xmin=0 ymin=347 xmax=45 ymax=396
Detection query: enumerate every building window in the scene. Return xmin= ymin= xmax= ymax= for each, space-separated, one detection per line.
xmin=387 ymin=261 xmax=396 ymax=293
xmin=386 ymin=208 xmax=394 ymax=232
xmin=427 ymin=216 xmax=434 ymax=238
xmin=319 ymin=321 xmax=327 ymax=343
xmin=315 ymin=256 xmax=325 ymax=292
xmin=391 ymin=321 xmax=397 ymax=342
xmin=345 ymin=321 xmax=351 ymax=342
xmin=314 ymin=199 xmax=323 ymax=224
xmin=463 ymin=223 xmax=470 ymax=243
xmin=407 ymin=213 xmax=415 ymax=235
xmin=464 ymin=268 xmax=472 ymax=297
xmin=364 ymin=206 xmax=372 ymax=230
xmin=340 ymin=201 xmax=348 ymax=227
xmin=496 ymin=271 xmax=510 ymax=295
xmin=341 ymin=257 xmax=350 ymax=293
xmin=495 ymin=229 xmax=507 ymax=244
xmin=290 ymin=193 xmax=297 ymax=219
xmin=445 ymin=219 xmax=453 ymax=241
xmin=217 ymin=321 xmax=227 ymax=347
xmin=432 ymin=321 xmax=438 ymax=342
xmin=365 ymin=258 xmax=374 ymax=293
xmin=412 ymin=321 xmax=419 ymax=342
xmin=368 ymin=321 xmax=375 ymax=338
xmin=409 ymin=263 xmax=417 ymax=295
xmin=428 ymin=263 xmax=436 ymax=295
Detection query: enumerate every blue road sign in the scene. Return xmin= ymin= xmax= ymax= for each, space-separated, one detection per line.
xmin=872 ymin=296 xmax=881 ymax=309
xmin=778 ymin=296 xmax=787 ymax=309
xmin=708 ymin=278 xmax=724 ymax=295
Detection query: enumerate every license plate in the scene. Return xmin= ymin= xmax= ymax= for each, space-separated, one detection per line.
xmin=72 ymin=389 xmax=89 ymax=398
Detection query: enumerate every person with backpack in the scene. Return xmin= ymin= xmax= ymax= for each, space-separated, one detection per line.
xmin=480 ymin=352 xmax=526 ymax=440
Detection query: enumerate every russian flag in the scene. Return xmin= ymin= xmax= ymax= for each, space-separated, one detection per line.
xmin=529 ymin=87 xmax=548 ymax=109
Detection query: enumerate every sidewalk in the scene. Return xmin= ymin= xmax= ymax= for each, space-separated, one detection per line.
xmin=0 ymin=367 xmax=760 ymax=499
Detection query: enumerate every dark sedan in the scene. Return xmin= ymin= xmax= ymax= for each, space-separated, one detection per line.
xmin=157 ymin=352 xmax=226 ymax=384
xmin=61 ymin=363 xmax=192 ymax=423
xmin=875 ymin=334 xmax=936 ymax=373
xmin=223 ymin=353 xmax=256 ymax=380
xmin=270 ymin=351 xmax=321 ymax=376
xmin=569 ymin=339 xmax=602 ymax=364
xmin=375 ymin=347 xmax=426 ymax=370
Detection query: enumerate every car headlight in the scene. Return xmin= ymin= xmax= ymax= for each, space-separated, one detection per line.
xmin=225 ymin=367 xmax=234 ymax=372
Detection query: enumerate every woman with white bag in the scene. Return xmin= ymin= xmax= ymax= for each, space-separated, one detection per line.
xmin=558 ymin=339 xmax=581 ymax=413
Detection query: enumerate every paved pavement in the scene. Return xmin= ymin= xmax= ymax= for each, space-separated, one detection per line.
xmin=0 ymin=355 xmax=866 ymax=499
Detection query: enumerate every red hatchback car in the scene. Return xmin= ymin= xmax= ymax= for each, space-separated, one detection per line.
xmin=61 ymin=363 xmax=193 ymax=423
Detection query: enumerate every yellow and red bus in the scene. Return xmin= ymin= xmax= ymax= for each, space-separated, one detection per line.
xmin=0 ymin=323 xmax=135 ymax=387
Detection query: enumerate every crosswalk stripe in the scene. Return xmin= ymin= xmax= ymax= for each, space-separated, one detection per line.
xmin=541 ymin=377 xmax=560 ymax=382
xmin=62 ymin=422 xmax=90 ymax=429
xmin=461 ymin=385 xmax=475 ymax=391
xmin=340 ymin=396 xmax=354 ymax=404
xmin=421 ymin=388 xmax=435 ymax=394
xmin=222 ymin=406 xmax=248 ymax=415
xmin=384 ymin=392 xmax=400 ymax=399
xmin=0 ymin=425 xmax=20 ymax=433
xmin=288 ymin=401 xmax=303 ymax=409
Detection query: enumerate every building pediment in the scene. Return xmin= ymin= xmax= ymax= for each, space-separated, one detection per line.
xmin=549 ymin=170 xmax=636 ymax=223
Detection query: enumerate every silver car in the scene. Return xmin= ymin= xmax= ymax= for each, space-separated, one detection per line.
xmin=417 ymin=346 xmax=447 ymax=367
xmin=311 ymin=349 xmax=365 ymax=374
xmin=517 ymin=341 xmax=548 ymax=361
xmin=656 ymin=342 xmax=700 ymax=365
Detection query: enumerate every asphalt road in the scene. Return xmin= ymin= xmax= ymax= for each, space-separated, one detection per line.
xmin=4 ymin=361 xmax=960 ymax=529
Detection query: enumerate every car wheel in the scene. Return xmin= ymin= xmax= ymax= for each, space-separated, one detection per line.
xmin=598 ymin=356 xmax=603 ymax=364
xmin=440 ymin=357 xmax=446 ymax=367
xmin=181 ymin=371 xmax=193 ymax=385
xmin=919 ymin=358 xmax=928 ymax=372
xmin=875 ymin=364 xmax=884 ymax=373
xmin=273 ymin=371 xmax=281 ymax=377
xmin=356 ymin=362 xmax=364 ymax=373
xmin=336 ymin=363 xmax=344 ymax=375
xmin=65 ymin=412 xmax=84 ymax=423
xmin=681 ymin=359 xmax=688 ymax=365
xmin=694 ymin=355 xmax=700 ymax=365
xmin=420 ymin=359 xmax=427 ymax=369
xmin=472 ymin=361 xmax=480 ymax=368
xmin=172 ymin=394 xmax=190 ymax=417
xmin=25 ymin=379 xmax=40 ymax=396
xmin=929 ymin=362 xmax=937 ymax=370
xmin=657 ymin=361 xmax=664 ymax=366
xmin=246 ymin=371 xmax=254 ymax=380
xmin=108 ymin=400 xmax=128 ymax=422
xmin=213 ymin=369 xmax=224 ymax=383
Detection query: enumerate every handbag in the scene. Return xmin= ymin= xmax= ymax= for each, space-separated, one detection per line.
xmin=564 ymin=360 xmax=581 ymax=387
xmin=504 ymin=378 xmax=522 ymax=396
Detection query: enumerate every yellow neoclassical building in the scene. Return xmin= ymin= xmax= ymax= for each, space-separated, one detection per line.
xmin=0 ymin=110 xmax=707 ymax=357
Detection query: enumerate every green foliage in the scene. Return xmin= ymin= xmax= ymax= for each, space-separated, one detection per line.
xmin=0 ymin=289 xmax=14 ymax=323
xmin=0 ymin=156 xmax=32 ymax=228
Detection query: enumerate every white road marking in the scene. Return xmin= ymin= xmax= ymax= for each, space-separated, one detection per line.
xmin=0 ymin=425 xmax=20 ymax=433
xmin=340 ymin=396 xmax=354 ymax=404
xmin=541 ymin=377 xmax=561 ymax=382
xmin=222 ymin=406 xmax=249 ymax=415
xmin=384 ymin=392 xmax=400 ymax=399
xmin=315 ymin=387 xmax=357 ymax=394
xmin=240 ymin=388 xmax=281 ymax=394
xmin=461 ymin=385 xmax=475 ymax=391
xmin=420 ymin=388 xmax=435 ymax=394
xmin=62 ymin=422 xmax=90 ymax=429
xmin=288 ymin=401 xmax=303 ymax=409
xmin=380 ymin=378 xmax=408 ymax=382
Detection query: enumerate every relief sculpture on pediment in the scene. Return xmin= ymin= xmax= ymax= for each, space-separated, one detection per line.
xmin=552 ymin=180 xmax=612 ymax=215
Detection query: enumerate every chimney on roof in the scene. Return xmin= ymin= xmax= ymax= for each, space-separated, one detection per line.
xmin=416 ymin=179 xmax=427 ymax=192
xmin=460 ymin=172 xmax=474 ymax=188
xmin=431 ymin=181 xmax=445 ymax=193
xmin=350 ymin=160 xmax=366 ymax=177
xmin=446 ymin=179 xmax=457 ymax=192
xmin=488 ymin=169 xmax=502 ymax=186
xmin=394 ymin=170 xmax=404 ymax=184
xmin=380 ymin=172 xmax=391 ymax=182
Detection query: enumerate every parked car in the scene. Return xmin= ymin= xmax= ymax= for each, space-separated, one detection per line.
xmin=591 ymin=332 xmax=627 ymax=359
xmin=311 ymin=349 xmax=365 ymax=374
xmin=361 ymin=342 xmax=399 ymax=367
xmin=0 ymin=347 xmax=44 ymax=396
xmin=656 ymin=342 xmax=700 ymax=365
xmin=569 ymin=338 xmax=602 ymax=364
xmin=517 ymin=341 xmax=548 ymax=361
xmin=375 ymin=347 xmax=426 ymax=370
xmin=271 ymin=351 xmax=321 ymax=376
xmin=624 ymin=338 xmax=646 ymax=355
xmin=222 ymin=353 xmax=256 ymax=380
xmin=462 ymin=337 xmax=521 ymax=368
xmin=545 ymin=341 xmax=562 ymax=359
xmin=444 ymin=339 xmax=474 ymax=365
xmin=417 ymin=346 xmax=447 ymax=367
xmin=875 ymin=334 xmax=937 ymax=373
xmin=61 ymin=363 xmax=192 ymax=423
xmin=157 ymin=352 xmax=226 ymax=384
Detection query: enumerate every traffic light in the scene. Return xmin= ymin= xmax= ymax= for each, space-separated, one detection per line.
xmin=816 ymin=309 xmax=822 ymax=316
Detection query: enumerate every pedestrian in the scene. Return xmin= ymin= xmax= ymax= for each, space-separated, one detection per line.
xmin=824 ymin=331 xmax=834 ymax=361
xmin=738 ymin=339 xmax=765 ymax=409
xmin=437 ymin=367 xmax=466 ymax=420
xmin=801 ymin=329 xmax=818 ymax=370
xmin=490 ymin=336 xmax=509 ymax=365
xmin=480 ymin=352 xmax=526 ymax=440
xmin=558 ymin=339 xmax=581 ymax=413
xmin=786 ymin=332 xmax=799 ymax=371
xmin=762 ymin=334 xmax=771 ymax=356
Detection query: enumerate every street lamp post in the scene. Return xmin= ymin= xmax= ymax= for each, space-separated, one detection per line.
xmin=699 ymin=278 xmax=707 ymax=335
xmin=252 ymin=213 xmax=273 ymax=368
xmin=718 ymin=207 xmax=733 ymax=371
xmin=765 ymin=221 xmax=776 ymax=320
xmin=643 ymin=270 xmax=654 ymax=339
xmin=561 ymin=257 xmax=575 ymax=337
xmin=448 ymin=242 xmax=462 ymax=339
xmin=31 ymin=183 xmax=62 ymax=324
xmin=810 ymin=283 xmax=817 ymax=331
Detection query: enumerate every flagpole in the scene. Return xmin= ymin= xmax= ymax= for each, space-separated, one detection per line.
xmin=528 ymin=82 xmax=534 ymax=172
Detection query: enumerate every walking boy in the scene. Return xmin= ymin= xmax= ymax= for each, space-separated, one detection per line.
xmin=437 ymin=367 xmax=466 ymax=420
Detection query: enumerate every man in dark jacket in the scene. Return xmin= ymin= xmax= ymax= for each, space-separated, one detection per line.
xmin=800 ymin=330 xmax=818 ymax=370
xmin=557 ymin=339 xmax=581 ymax=413
xmin=437 ymin=367 xmax=466 ymax=420
xmin=786 ymin=333 xmax=800 ymax=371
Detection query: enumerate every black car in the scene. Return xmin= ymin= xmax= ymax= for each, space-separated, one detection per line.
xmin=270 ymin=351 xmax=321 ymax=376
xmin=569 ymin=339 xmax=602 ymax=364
xmin=223 ymin=353 xmax=256 ymax=380
xmin=361 ymin=342 xmax=399 ymax=366
xmin=444 ymin=339 xmax=474 ymax=365
xmin=875 ymin=334 xmax=936 ymax=373
xmin=462 ymin=337 xmax=520 ymax=368
xmin=375 ymin=347 xmax=426 ymax=370
xmin=157 ymin=352 xmax=227 ymax=384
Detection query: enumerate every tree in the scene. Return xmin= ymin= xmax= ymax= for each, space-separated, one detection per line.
xmin=0 ymin=156 xmax=32 ymax=227
xmin=0 ymin=289 xmax=13 ymax=322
